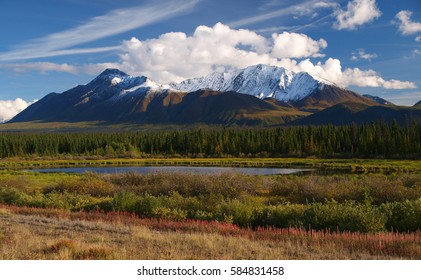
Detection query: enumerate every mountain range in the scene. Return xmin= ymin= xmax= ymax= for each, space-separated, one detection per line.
xmin=9 ymin=65 xmax=421 ymax=126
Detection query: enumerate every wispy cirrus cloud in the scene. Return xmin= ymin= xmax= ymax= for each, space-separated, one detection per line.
xmin=228 ymin=0 xmax=338 ymax=28
xmin=0 ymin=0 xmax=198 ymax=62
xmin=0 ymin=62 xmax=79 ymax=74
xmin=254 ymin=13 xmax=334 ymax=34
xmin=1 ymin=46 xmax=121 ymax=62
xmin=351 ymin=48 xmax=378 ymax=61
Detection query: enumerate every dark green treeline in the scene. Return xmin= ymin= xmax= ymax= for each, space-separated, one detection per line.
xmin=1 ymin=122 xmax=420 ymax=158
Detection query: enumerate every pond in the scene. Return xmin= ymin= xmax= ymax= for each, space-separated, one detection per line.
xmin=28 ymin=166 xmax=313 ymax=176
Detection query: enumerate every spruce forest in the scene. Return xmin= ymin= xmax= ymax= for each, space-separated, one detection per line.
xmin=1 ymin=121 xmax=420 ymax=158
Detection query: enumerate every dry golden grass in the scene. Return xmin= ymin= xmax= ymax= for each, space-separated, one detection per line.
xmin=1 ymin=207 xmax=419 ymax=260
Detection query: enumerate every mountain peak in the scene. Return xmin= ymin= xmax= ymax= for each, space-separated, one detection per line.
xmin=171 ymin=64 xmax=321 ymax=101
xmin=90 ymin=69 xmax=131 ymax=85
xmin=98 ymin=68 xmax=129 ymax=78
xmin=88 ymin=68 xmax=150 ymax=89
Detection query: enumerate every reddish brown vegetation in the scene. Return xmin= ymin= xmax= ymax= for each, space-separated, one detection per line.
xmin=2 ymin=204 xmax=420 ymax=259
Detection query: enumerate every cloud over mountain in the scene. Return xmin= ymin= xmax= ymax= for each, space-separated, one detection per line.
xmin=114 ymin=23 xmax=415 ymax=90
xmin=271 ymin=32 xmax=327 ymax=58
xmin=0 ymin=98 xmax=36 ymax=122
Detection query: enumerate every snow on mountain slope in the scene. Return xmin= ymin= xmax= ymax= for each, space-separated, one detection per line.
xmin=87 ymin=69 xmax=173 ymax=102
xmin=86 ymin=65 xmax=334 ymax=103
xmin=170 ymin=64 xmax=328 ymax=101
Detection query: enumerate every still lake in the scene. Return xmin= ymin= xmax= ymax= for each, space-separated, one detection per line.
xmin=28 ymin=166 xmax=313 ymax=175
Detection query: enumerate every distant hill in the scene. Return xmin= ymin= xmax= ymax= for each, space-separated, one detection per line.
xmin=363 ymin=94 xmax=393 ymax=105
xmin=292 ymin=86 xmax=377 ymax=112
xmin=292 ymin=103 xmax=421 ymax=125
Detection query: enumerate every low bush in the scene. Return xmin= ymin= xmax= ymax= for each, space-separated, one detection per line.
xmin=1 ymin=172 xmax=420 ymax=232
xmin=303 ymin=200 xmax=387 ymax=232
xmin=44 ymin=173 xmax=115 ymax=197
xmin=382 ymin=199 xmax=421 ymax=232
xmin=253 ymin=204 xmax=306 ymax=229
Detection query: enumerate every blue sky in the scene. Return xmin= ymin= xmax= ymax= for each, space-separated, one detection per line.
xmin=0 ymin=0 xmax=420 ymax=121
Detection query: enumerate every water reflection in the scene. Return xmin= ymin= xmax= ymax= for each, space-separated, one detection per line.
xmin=29 ymin=166 xmax=313 ymax=175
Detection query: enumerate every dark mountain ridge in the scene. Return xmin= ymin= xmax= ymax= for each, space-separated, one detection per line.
xmin=292 ymin=103 xmax=421 ymax=125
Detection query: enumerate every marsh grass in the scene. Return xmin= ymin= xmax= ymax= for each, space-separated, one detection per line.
xmin=2 ymin=158 xmax=421 ymax=173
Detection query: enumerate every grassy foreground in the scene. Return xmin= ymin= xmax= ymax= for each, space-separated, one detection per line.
xmin=0 ymin=158 xmax=420 ymax=259
xmin=1 ymin=205 xmax=420 ymax=260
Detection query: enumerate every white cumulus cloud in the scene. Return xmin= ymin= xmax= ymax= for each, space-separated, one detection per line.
xmin=118 ymin=23 xmax=278 ymax=82
xmin=334 ymin=0 xmax=381 ymax=30
xmin=341 ymin=68 xmax=416 ymax=89
xmin=395 ymin=10 xmax=421 ymax=41
xmin=286 ymin=58 xmax=415 ymax=89
xmin=112 ymin=22 xmax=414 ymax=90
xmin=271 ymin=32 xmax=327 ymax=58
xmin=0 ymin=98 xmax=36 ymax=123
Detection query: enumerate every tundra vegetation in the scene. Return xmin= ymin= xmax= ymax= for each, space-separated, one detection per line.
xmin=0 ymin=171 xmax=420 ymax=259
xmin=0 ymin=123 xmax=420 ymax=259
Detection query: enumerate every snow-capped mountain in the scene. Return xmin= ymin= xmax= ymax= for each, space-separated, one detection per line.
xmin=9 ymin=65 xmax=380 ymax=125
xmin=10 ymin=67 xmax=304 ymax=125
xmin=170 ymin=64 xmax=330 ymax=101
xmin=90 ymin=65 xmax=334 ymax=103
